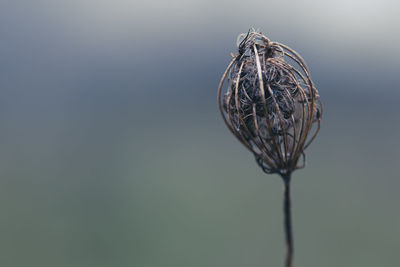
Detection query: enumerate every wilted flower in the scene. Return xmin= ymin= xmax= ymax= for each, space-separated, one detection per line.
xmin=218 ymin=30 xmax=322 ymax=177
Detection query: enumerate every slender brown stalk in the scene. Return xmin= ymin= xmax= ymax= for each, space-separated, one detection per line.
xmin=282 ymin=174 xmax=293 ymax=267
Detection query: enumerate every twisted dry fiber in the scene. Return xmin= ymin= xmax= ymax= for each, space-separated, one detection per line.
xmin=218 ymin=30 xmax=322 ymax=176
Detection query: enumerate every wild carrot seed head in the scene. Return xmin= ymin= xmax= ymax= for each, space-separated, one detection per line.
xmin=218 ymin=29 xmax=322 ymax=176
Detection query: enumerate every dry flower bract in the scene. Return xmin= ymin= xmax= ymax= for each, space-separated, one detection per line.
xmin=218 ymin=30 xmax=322 ymax=177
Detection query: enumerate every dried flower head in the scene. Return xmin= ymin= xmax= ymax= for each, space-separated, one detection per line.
xmin=218 ymin=30 xmax=322 ymax=177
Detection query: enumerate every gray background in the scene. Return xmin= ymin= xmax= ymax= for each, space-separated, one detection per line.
xmin=1 ymin=0 xmax=399 ymax=266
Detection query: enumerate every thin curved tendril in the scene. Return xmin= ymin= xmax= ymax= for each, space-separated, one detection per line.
xmin=234 ymin=62 xmax=277 ymax=168
xmin=253 ymin=45 xmax=284 ymax=166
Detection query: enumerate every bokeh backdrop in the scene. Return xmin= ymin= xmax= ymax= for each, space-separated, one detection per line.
xmin=1 ymin=0 xmax=399 ymax=266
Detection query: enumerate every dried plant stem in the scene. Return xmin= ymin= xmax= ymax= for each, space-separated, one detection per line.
xmin=282 ymin=174 xmax=293 ymax=267
xmin=218 ymin=30 xmax=322 ymax=267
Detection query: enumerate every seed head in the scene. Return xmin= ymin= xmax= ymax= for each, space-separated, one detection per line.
xmin=217 ymin=30 xmax=322 ymax=176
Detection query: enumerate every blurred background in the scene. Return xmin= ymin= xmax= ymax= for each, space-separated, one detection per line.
xmin=1 ymin=0 xmax=399 ymax=266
